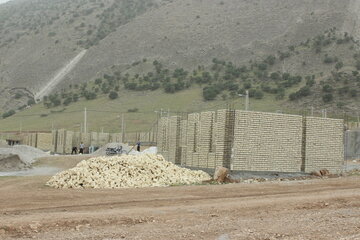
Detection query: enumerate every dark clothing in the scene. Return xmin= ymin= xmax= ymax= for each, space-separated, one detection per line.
xmin=71 ymin=147 xmax=78 ymax=155
xmin=79 ymin=143 xmax=85 ymax=154
xmin=136 ymin=142 xmax=141 ymax=152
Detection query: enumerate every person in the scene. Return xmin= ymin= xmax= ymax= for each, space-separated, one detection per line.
xmin=136 ymin=141 xmax=141 ymax=152
xmin=79 ymin=142 xmax=84 ymax=154
xmin=71 ymin=146 xmax=78 ymax=155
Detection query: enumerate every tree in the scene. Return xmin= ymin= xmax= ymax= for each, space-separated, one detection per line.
xmin=27 ymin=99 xmax=35 ymax=105
xmin=335 ymin=61 xmax=344 ymax=70
xmin=203 ymin=87 xmax=219 ymax=101
xmin=63 ymin=97 xmax=72 ymax=106
xmin=265 ymin=55 xmax=276 ymax=65
xmin=108 ymin=91 xmax=119 ymax=100
xmin=243 ymin=82 xmax=252 ymax=89
xmin=84 ymin=91 xmax=97 ymax=100
xmin=350 ymin=89 xmax=357 ymax=97
xmin=254 ymin=90 xmax=264 ymax=99
xmin=14 ymin=92 xmax=22 ymax=99
xmin=258 ymin=63 xmax=267 ymax=71
xmin=306 ymin=78 xmax=315 ymax=87
xmin=2 ymin=110 xmax=15 ymax=119
xmin=297 ymin=86 xmax=311 ymax=97
xmin=322 ymin=84 xmax=333 ymax=93
xmin=322 ymin=93 xmax=333 ymax=103
xmin=95 ymin=78 xmax=102 ymax=85
xmin=289 ymin=92 xmax=298 ymax=101
xmin=270 ymin=72 xmax=281 ymax=80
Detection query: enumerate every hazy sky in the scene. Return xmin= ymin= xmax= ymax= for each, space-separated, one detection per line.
xmin=0 ymin=0 xmax=11 ymax=4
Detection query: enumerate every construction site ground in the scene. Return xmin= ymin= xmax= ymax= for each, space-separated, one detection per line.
xmin=0 ymin=156 xmax=360 ymax=240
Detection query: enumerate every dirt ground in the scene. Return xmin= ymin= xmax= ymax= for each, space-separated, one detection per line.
xmin=0 ymin=156 xmax=359 ymax=240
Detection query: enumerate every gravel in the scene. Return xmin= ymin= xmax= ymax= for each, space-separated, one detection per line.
xmin=46 ymin=154 xmax=211 ymax=189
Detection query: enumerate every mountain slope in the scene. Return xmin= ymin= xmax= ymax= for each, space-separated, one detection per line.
xmin=0 ymin=0 xmax=360 ymax=114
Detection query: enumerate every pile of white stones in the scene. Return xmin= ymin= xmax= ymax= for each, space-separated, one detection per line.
xmin=46 ymin=154 xmax=211 ymax=189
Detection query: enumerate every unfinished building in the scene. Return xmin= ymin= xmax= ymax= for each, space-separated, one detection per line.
xmin=157 ymin=109 xmax=345 ymax=174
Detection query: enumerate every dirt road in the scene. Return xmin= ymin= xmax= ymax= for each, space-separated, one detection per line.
xmin=0 ymin=174 xmax=359 ymax=240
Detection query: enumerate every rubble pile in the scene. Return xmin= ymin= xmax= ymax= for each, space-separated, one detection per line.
xmin=46 ymin=154 xmax=211 ymax=189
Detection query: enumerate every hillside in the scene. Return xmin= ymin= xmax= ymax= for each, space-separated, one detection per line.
xmin=1 ymin=0 xmax=360 ymax=129
xmin=0 ymin=86 xmax=298 ymax=133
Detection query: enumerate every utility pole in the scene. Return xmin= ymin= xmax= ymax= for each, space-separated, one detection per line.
xmin=121 ymin=114 xmax=125 ymax=142
xmin=311 ymin=106 xmax=314 ymax=116
xmin=322 ymin=109 xmax=327 ymax=118
xmin=245 ymin=90 xmax=249 ymax=111
xmin=84 ymin=107 xmax=87 ymax=133
xmin=282 ymin=59 xmax=286 ymax=73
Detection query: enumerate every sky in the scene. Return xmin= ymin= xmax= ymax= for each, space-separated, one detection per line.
xmin=0 ymin=0 xmax=11 ymax=4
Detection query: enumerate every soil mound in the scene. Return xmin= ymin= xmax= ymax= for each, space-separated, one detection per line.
xmin=0 ymin=154 xmax=28 ymax=171
xmin=0 ymin=145 xmax=49 ymax=164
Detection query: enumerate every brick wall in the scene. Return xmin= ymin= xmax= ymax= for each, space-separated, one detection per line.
xmin=345 ymin=130 xmax=360 ymax=160
xmin=168 ymin=116 xmax=181 ymax=164
xmin=36 ymin=133 xmax=53 ymax=151
xmin=233 ymin=111 xmax=303 ymax=172
xmin=179 ymin=119 xmax=188 ymax=166
xmin=304 ymin=117 xmax=344 ymax=173
xmin=186 ymin=113 xmax=200 ymax=167
xmin=157 ymin=109 xmax=344 ymax=173
xmin=215 ymin=109 xmax=235 ymax=169
xmin=198 ymin=111 xmax=216 ymax=168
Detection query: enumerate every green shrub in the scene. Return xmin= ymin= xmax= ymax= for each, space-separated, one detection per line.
xmin=322 ymin=84 xmax=333 ymax=93
xmin=243 ymin=82 xmax=252 ymax=89
xmin=63 ymin=97 xmax=72 ymax=106
xmin=127 ymin=108 xmax=139 ymax=112
xmin=14 ymin=92 xmax=22 ymax=99
xmin=335 ymin=61 xmax=343 ymax=70
xmin=350 ymin=89 xmax=357 ymax=97
xmin=2 ymin=110 xmax=15 ymax=119
xmin=48 ymin=32 xmax=56 ymax=37
xmin=203 ymin=86 xmax=219 ymax=101
xmin=27 ymin=99 xmax=35 ymax=105
xmin=322 ymin=93 xmax=333 ymax=103
xmin=95 ymin=78 xmax=102 ymax=85
xmin=108 ymin=91 xmax=118 ymax=100
xmin=265 ymin=55 xmax=276 ymax=65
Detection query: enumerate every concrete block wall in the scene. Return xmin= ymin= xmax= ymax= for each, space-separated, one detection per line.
xmin=179 ymin=119 xmax=188 ymax=166
xmin=304 ymin=117 xmax=344 ymax=173
xmin=198 ymin=111 xmax=216 ymax=168
xmin=157 ymin=117 xmax=170 ymax=161
xmin=345 ymin=130 xmax=360 ymax=160
xmin=110 ymin=133 xmax=122 ymax=143
xmin=186 ymin=113 xmax=200 ymax=167
xmin=64 ymin=131 xmax=74 ymax=154
xmin=1 ymin=129 xmax=155 ymax=154
xmin=157 ymin=109 xmax=344 ymax=173
xmin=26 ymin=133 xmax=37 ymax=148
xmin=36 ymin=133 xmax=53 ymax=151
xmin=98 ymin=133 xmax=110 ymax=147
xmin=90 ymin=132 xmax=99 ymax=146
xmin=168 ymin=116 xmax=181 ymax=164
xmin=215 ymin=109 xmax=235 ymax=169
xmin=233 ymin=111 xmax=303 ymax=172
xmin=56 ymin=129 xmax=67 ymax=154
